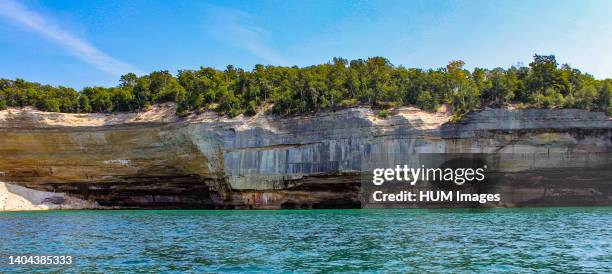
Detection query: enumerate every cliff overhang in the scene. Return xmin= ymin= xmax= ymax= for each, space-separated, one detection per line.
xmin=1 ymin=105 xmax=610 ymax=210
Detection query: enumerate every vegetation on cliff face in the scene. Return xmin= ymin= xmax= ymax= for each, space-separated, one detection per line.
xmin=1 ymin=55 xmax=611 ymax=118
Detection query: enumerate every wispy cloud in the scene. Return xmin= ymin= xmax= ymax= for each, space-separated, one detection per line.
xmin=0 ymin=0 xmax=142 ymax=76
xmin=206 ymin=6 xmax=287 ymax=65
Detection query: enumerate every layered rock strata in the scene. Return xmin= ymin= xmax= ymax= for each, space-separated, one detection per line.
xmin=0 ymin=104 xmax=610 ymax=210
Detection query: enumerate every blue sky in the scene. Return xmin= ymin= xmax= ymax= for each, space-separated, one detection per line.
xmin=0 ymin=0 xmax=611 ymax=89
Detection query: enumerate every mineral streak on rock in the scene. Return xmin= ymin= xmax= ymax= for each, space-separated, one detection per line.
xmin=0 ymin=104 xmax=610 ymax=210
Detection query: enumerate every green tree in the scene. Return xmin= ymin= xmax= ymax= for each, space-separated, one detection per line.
xmin=41 ymin=98 xmax=60 ymax=112
xmin=416 ymin=90 xmax=438 ymax=111
xmin=597 ymin=82 xmax=611 ymax=114
xmin=111 ymin=87 xmax=136 ymax=111
xmin=485 ymin=68 xmax=515 ymax=105
xmin=78 ymin=94 xmax=92 ymax=113
xmin=133 ymin=76 xmax=151 ymax=109
xmin=82 ymin=87 xmax=113 ymax=112
xmin=0 ymin=54 xmax=610 ymax=119
xmin=528 ymin=54 xmax=563 ymax=94
xmin=573 ymin=84 xmax=598 ymax=110
xmin=120 ymin=73 xmax=138 ymax=88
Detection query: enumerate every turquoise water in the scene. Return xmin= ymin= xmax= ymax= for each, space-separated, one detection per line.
xmin=0 ymin=207 xmax=611 ymax=273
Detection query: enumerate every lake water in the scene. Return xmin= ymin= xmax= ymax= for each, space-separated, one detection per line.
xmin=1 ymin=207 xmax=611 ymax=273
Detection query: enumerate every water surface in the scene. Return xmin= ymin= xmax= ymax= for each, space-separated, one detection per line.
xmin=1 ymin=207 xmax=610 ymax=273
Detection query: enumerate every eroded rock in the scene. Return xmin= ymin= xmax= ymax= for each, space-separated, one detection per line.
xmin=0 ymin=106 xmax=610 ymax=210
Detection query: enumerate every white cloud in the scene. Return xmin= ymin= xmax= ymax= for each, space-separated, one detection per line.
xmin=206 ymin=6 xmax=287 ymax=65
xmin=0 ymin=0 xmax=142 ymax=77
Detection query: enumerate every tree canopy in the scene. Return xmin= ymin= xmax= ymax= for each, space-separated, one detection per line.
xmin=1 ymin=55 xmax=611 ymax=120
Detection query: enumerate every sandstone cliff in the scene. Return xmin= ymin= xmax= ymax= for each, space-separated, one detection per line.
xmin=0 ymin=104 xmax=610 ymax=210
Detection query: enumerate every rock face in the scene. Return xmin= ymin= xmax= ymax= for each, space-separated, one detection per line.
xmin=0 ymin=105 xmax=610 ymax=210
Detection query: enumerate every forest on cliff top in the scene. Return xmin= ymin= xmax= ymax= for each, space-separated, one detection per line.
xmin=1 ymin=55 xmax=611 ymax=120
